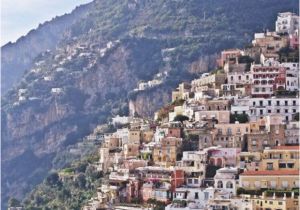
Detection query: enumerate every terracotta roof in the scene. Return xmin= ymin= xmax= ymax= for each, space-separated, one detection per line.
xmin=241 ymin=170 xmax=299 ymax=176
xmin=273 ymin=145 xmax=300 ymax=150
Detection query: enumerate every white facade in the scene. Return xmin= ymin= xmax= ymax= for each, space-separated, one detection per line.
xmin=275 ymin=12 xmax=299 ymax=35
xmin=280 ymin=62 xmax=299 ymax=91
xmin=166 ymin=187 xmax=215 ymax=210
xmin=233 ymin=97 xmax=299 ymax=121
xmin=227 ymin=72 xmax=252 ymax=84
xmin=214 ymin=167 xmax=238 ymax=198
xmin=176 ymin=151 xmax=207 ymax=187
xmin=112 ymin=115 xmax=132 ymax=126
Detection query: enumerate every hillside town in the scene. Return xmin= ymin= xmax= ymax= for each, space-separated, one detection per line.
xmin=8 ymin=11 xmax=299 ymax=210
xmin=78 ymin=12 xmax=300 ymax=210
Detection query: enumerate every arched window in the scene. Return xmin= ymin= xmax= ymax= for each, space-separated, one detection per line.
xmin=226 ymin=181 xmax=233 ymax=188
xmin=217 ymin=181 xmax=223 ymax=188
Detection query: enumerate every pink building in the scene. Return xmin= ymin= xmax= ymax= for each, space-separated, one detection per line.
xmin=207 ymin=147 xmax=241 ymax=167
xmin=289 ymin=33 xmax=299 ymax=50
xmin=251 ymin=65 xmax=286 ymax=97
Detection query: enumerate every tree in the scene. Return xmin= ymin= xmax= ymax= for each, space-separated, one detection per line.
xmin=174 ymin=114 xmax=189 ymax=122
xmin=230 ymin=113 xmax=249 ymax=123
xmin=45 ymin=172 xmax=61 ymax=187
xmin=8 ymin=198 xmax=21 ymax=207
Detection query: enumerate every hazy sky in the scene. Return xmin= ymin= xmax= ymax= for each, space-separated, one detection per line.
xmin=1 ymin=0 xmax=92 ymax=46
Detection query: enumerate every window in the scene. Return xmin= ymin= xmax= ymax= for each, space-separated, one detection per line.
xmin=195 ymin=192 xmax=199 ymax=199
xmin=267 ymin=163 xmax=273 ymax=170
xmin=285 ymin=101 xmax=288 ymax=106
xmin=260 ymin=110 xmax=263 ymax=115
xmin=217 ymin=181 xmax=223 ymax=188
xmin=293 ymin=109 xmax=296 ymax=113
xmin=277 ymin=101 xmax=280 ymax=106
xmin=268 ymin=110 xmax=271 ymax=113
xmin=188 ymin=179 xmax=193 ymax=184
xmin=277 ymin=109 xmax=280 ymax=113
xmin=226 ymin=181 xmax=233 ymax=188
xmin=204 ymin=192 xmax=209 ymax=200
xmin=268 ymin=100 xmax=271 ymax=106
xmin=253 ymin=101 xmax=256 ymax=106
xmin=194 ymin=179 xmax=199 ymax=184
xmin=259 ymin=101 xmax=263 ymax=106
xmin=255 ymin=181 xmax=260 ymax=187
xmin=293 ymin=100 xmax=296 ymax=106
xmin=270 ymin=181 xmax=276 ymax=188
xmin=282 ymin=181 xmax=288 ymax=188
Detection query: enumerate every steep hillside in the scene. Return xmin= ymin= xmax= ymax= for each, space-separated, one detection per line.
xmin=1 ymin=0 xmax=298 ymax=208
xmin=1 ymin=2 xmax=93 ymax=93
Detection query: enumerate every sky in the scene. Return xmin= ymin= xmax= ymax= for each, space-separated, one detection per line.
xmin=1 ymin=0 xmax=92 ymax=46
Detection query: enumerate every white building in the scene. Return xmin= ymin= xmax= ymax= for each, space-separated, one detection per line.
xmin=280 ymin=62 xmax=299 ymax=91
xmin=233 ymin=97 xmax=299 ymax=121
xmin=112 ymin=115 xmax=132 ymax=126
xmin=214 ymin=167 xmax=238 ymax=198
xmin=275 ymin=12 xmax=299 ymax=35
xmin=166 ymin=187 xmax=215 ymax=210
xmin=176 ymin=151 xmax=207 ymax=187
xmin=285 ymin=121 xmax=299 ymax=145
xmin=227 ymin=72 xmax=252 ymax=85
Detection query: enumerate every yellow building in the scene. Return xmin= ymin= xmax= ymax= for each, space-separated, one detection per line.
xmin=171 ymin=82 xmax=191 ymax=102
xmin=260 ymin=146 xmax=300 ymax=171
xmin=213 ymin=122 xmax=250 ymax=148
xmin=239 ymin=170 xmax=299 ymax=190
xmin=153 ymin=137 xmax=182 ymax=167
xmin=252 ymin=192 xmax=299 ymax=210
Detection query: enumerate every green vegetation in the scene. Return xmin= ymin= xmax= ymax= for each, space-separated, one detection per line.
xmin=205 ymin=165 xmax=221 ymax=178
xmin=230 ymin=113 xmax=249 ymax=123
xmin=174 ymin=114 xmax=189 ymax=122
xmin=22 ymin=154 xmax=103 ymax=210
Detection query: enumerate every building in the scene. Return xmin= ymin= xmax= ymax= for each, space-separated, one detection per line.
xmin=220 ymin=49 xmax=243 ymax=67
xmin=176 ymin=151 xmax=207 ymax=187
xmin=194 ymin=110 xmax=230 ymax=124
xmin=238 ymin=152 xmax=261 ymax=171
xmin=251 ymin=64 xmax=286 ymax=97
xmin=239 ymin=170 xmax=299 ymax=190
xmin=191 ymin=73 xmax=227 ymax=91
xmin=259 ymin=146 xmax=300 ymax=171
xmin=172 ymin=83 xmax=191 ymax=102
xmin=153 ymin=137 xmax=182 ymax=167
xmin=166 ymin=187 xmax=215 ymax=210
xmin=214 ymin=167 xmax=239 ymax=198
xmin=276 ymin=12 xmax=299 ymax=35
xmin=233 ymin=97 xmax=299 ymax=122
xmin=207 ymin=147 xmax=241 ymax=167
xmin=213 ymin=123 xmax=250 ymax=148
xmin=251 ymin=192 xmax=299 ymax=210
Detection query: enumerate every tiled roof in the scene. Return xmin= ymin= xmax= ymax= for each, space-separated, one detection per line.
xmin=273 ymin=145 xmax=300 ymax=150
xmin=241 ymin=170 xmax=299 ymax=176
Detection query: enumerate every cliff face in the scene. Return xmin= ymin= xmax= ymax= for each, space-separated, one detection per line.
xmin=129 ymin=86 xmax=173 ymax=117
xmin=2 ymin=0 xmax=298 ymax=208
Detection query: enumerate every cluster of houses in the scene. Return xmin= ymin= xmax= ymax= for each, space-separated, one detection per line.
xmin=82 ymin=12 xmax=299 ymax=210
